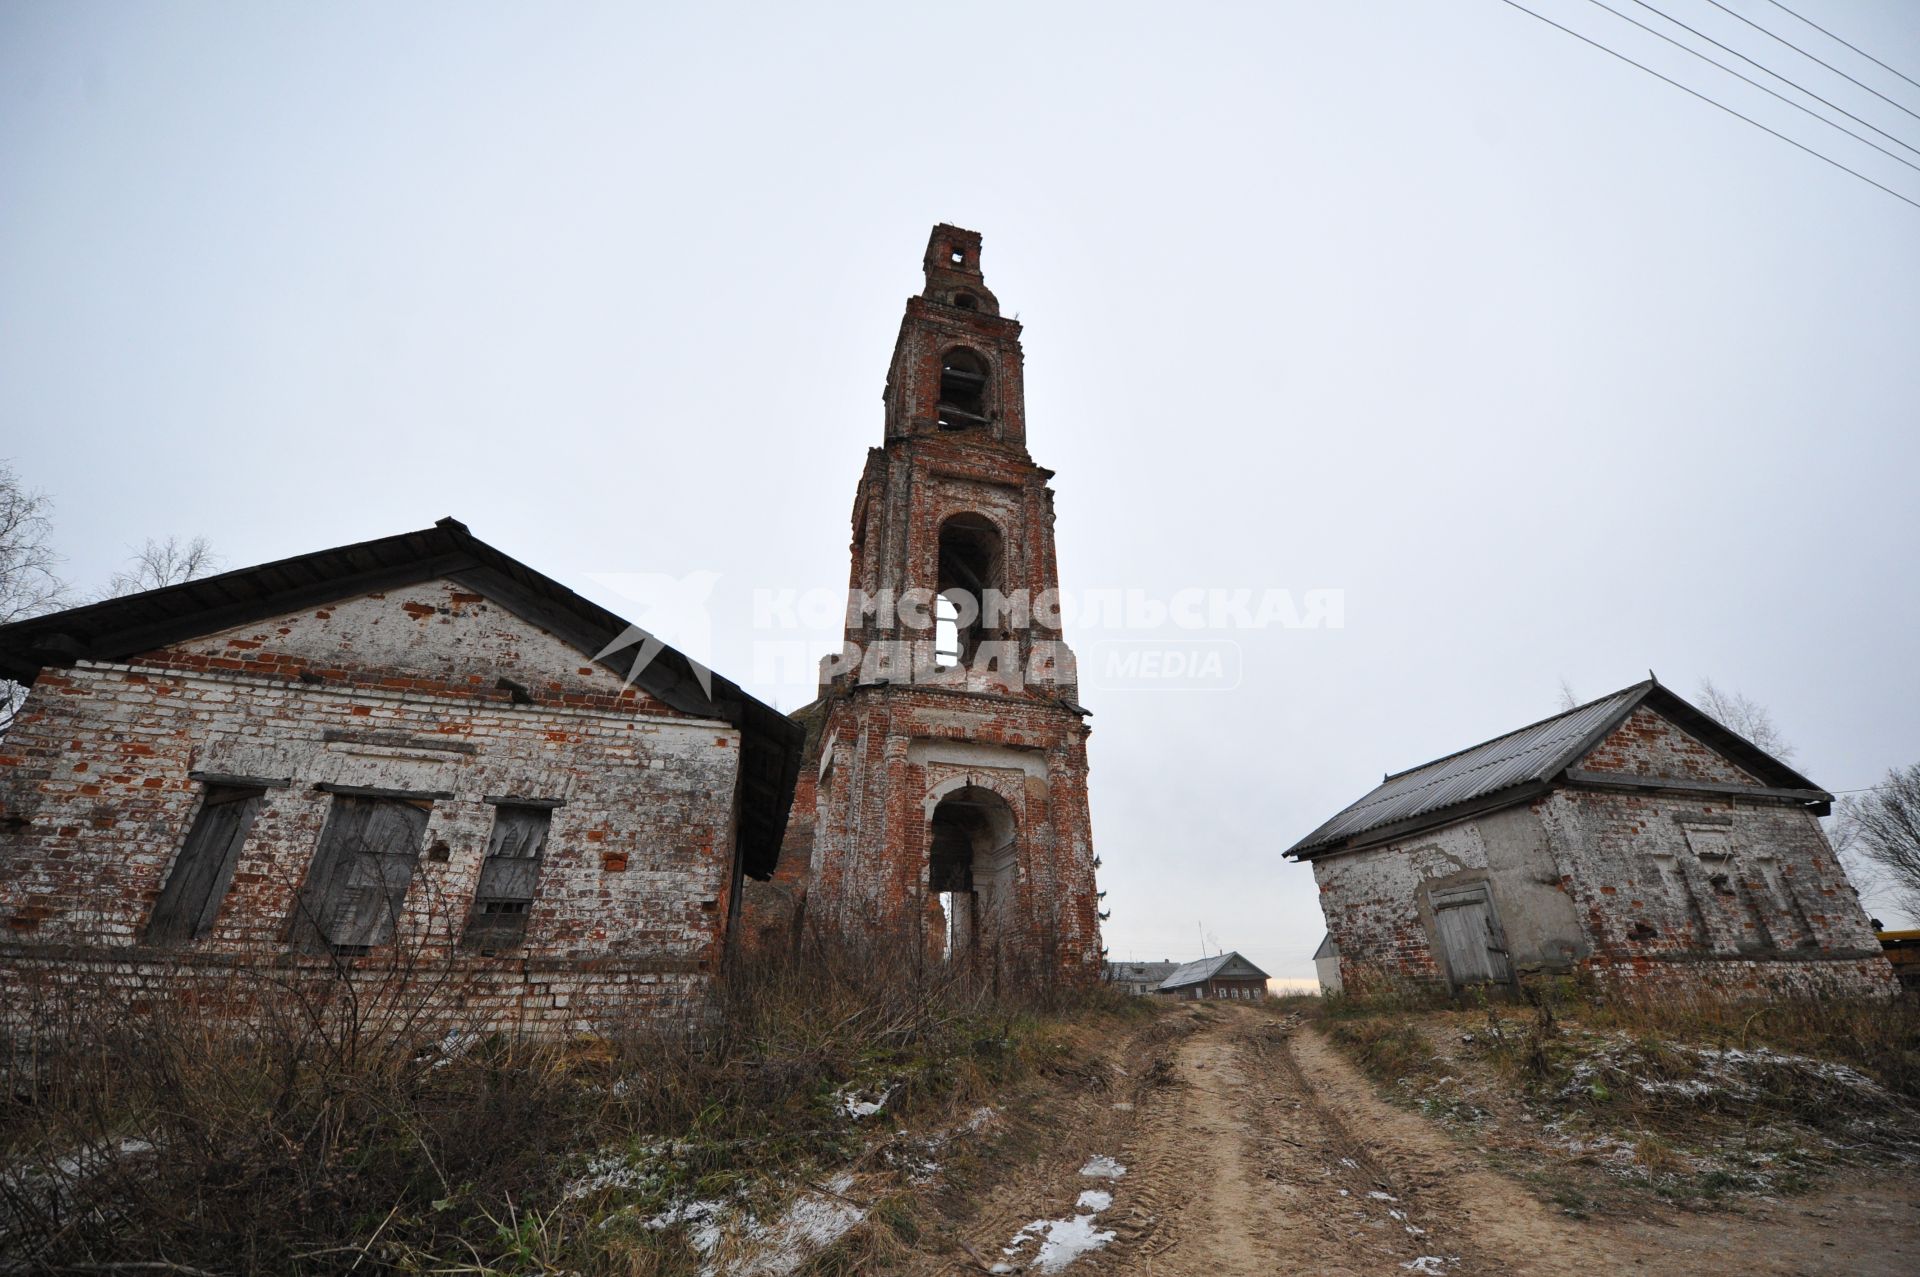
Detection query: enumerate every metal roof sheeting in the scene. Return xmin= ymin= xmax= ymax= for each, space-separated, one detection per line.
xmin=1107 ymin=960 xmax=1179 ymax=983
xmin=1158 ymin=951 xmax=1269 ymax=990
xmin=1286 ymin=684 xmax=1652 ymax=858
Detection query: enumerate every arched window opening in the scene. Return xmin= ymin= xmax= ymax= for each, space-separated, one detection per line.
xmin=953 ymin=292 xmax=979 ymax=311
xmin=929 ymin=786 xmax=1016 ymax=963
xmin=936 ymin=513 xmax=1002 ymax=668
xmin=937 ymin=348 xmax=989 ymax=430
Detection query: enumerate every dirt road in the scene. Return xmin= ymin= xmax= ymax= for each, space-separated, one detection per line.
xmin=921 ymin=1004 xmax=1920 ymax=1276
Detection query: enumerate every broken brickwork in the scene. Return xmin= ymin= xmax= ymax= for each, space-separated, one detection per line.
xmin=760 ymin=226 xmax=1102 ymax=984
xmin=1293 ymin=683 xmax=1896 ymax=999
xmin=0 ymin=524 xmax=800 ymax=1034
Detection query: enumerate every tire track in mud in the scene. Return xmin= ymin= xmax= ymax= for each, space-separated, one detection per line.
xmin=1095 ymin=1010 xmax=1500 ymax=1277
xmin=912 ymin=1004 xmax=1920 ymax=1276
xmin=920 ymin=1023 xmax=1160 ymax=1276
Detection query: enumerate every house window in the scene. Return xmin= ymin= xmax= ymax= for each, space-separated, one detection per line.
xmin=290 ymin=795 xmax=431 ymax=954
xmin=464 ymin=805 xmax=551 ymax=951
xmin=145 ymin=784 xmax=265 ymax=945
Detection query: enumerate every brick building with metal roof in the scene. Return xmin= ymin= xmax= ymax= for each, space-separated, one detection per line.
xmin=1286 ymin=680 xmax=1896 ymax=998
xmin=0 ymin=519 xmax=801 ymax=1035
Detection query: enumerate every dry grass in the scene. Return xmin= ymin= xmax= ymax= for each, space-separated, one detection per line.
xmin=1324 ymin=1017 xmax=1441 ymax=1087
xmin=0 ymin=934 xmax=1142 ymax=1274
xmin=1320 ymin=979 xmax=1920 ymax=1210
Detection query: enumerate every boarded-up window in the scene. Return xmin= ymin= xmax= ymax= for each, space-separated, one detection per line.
xmin=291 ymin=796 xmax=430 ymax=954
xmin=145 ymin=785 xmax=264 ymax=946
xmin=463 ymin=805 xmax=550 ymax=952
xmin=1682 ymin=824 xmax=1733 ymax=864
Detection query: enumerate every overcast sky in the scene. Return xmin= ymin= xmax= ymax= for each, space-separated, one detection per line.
xmin=4 ymin=1 xmax=1917 ymax=978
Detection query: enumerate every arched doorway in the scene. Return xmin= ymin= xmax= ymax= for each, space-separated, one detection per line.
xmin=927 ymin=785 xmax=1016 ymax=963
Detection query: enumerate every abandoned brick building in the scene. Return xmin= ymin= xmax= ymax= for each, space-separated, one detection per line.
xmin=1287 ymin=680 xmax=1897 ymax=997
xmin=0 ymin=519 xmax=801 ymax=1033
xmin=747 ymin=225 xmax=1103 ymax=983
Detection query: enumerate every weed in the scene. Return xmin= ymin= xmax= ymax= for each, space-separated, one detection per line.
xmin=1326 ymin=1018 xmax=1439 ymax=1088
xmin=0 ymin=929 xmax=1132 ymax=1274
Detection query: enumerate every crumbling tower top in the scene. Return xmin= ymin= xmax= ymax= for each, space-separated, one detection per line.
xmin=920 ymin=224 xmax=1000 ymax=316
xmin=883 ymin=224 xmax=1023 ymax=447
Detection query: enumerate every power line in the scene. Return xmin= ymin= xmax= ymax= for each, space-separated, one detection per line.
xmin=1761 ymin=0 xmax=1920 ymax=97
xmin=1623 ymin=0 xmax=1920 ymax=161
xmin=1493 ymin=0 xmax=1920 ymax=213
xmin=1702 ymin=0 xmax=1920 ymax=125
xmin=1588 ymin=0 xmax=1920 ymax=175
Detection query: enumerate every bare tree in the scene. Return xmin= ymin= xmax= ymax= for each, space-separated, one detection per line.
xmin=1 ymin=462 xmax=67 ymax=624
xmin=102 ymin=535 xmax=220 ymax=598
xmin=1555 ymin=677 xmax=1579 ymax=712
xmin=2 ymin=466 xmax=220 ymax=735
xmin=1836 ymin=765 xmax=1920 ymax=923
xmin=1695 ymin=677 xmax=1795 ymax=761
xmin=1 ymin=462 xmax=70 ymax=736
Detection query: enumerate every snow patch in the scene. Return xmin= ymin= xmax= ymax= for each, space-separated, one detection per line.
xmin=640 ymin=1175 xmax=867 ymax=1277
xmin=565 ymin=1144 xmax=669 ymax=1201
xmin=992 ymin=1155 xmax=1124 ymax=1272
xmin=1000 ymin=1212 xmax=1117 ymax=1273
xmin=835 ymin=1083 xmax=897 ymax=1120
xmin=1075 ymin=1188 xmax=1112 ymax=1213
xmin=644 ymin=1197 xmax=730 ymax=1256
xmin=883 ymin=1105 xmax=1001 ymax=1185
xmin=718 ymin=1176 xmax=866 ymax=1277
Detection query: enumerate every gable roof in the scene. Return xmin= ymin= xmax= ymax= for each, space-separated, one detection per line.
xmin=0 ymin=517 xmax=802 ymax=879
xmin=1285 ymin=679 xmax=1829 ymax=861
xmin=1106 ymin=960 xmax=1179 ymax=983
xmin=1159 ymin=950 xmax=1270 ymax=990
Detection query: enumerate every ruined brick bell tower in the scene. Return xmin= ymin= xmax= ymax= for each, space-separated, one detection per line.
xmin=798 ymin=225 xmax=1102 ymax=983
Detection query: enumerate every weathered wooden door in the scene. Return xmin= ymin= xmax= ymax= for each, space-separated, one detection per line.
xmin=1431 ymin=886 xmax=1512 ymax=988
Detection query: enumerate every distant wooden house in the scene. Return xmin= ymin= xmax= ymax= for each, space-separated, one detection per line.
xmin=1104 ymin=959 xmax=1178 ymax=996
xmin=1156 ymin=951 xmax=1269 ymax=1001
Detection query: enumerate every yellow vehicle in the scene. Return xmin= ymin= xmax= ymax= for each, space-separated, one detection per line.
xmin=1877 ymin=928 xmax=1920 ymax=992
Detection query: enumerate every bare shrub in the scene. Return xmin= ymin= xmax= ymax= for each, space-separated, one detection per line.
xmin=0 ymin=923 xmax=1125 ymax=1273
